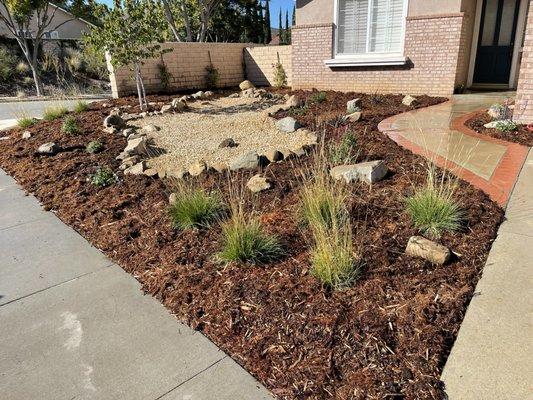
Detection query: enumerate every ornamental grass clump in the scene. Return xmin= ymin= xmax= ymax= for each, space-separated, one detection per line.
xmin=86 ymin=140 xmax=104 ymax=153
xmin=61 ymin=116 xmax=81 ymax=135
xmin=219 ymin=204 xmax=282 ymax=264
xmin=90 ymin=167 xmax=116 ymax=188
xmin=328 ymin=129 xmax=358 ymax=165
xmin=308 ymin=91 xmax=327 ymax=104
xmin=43 ymin=106 xmax=68 ymax=121
xmin=74 ymin=101 xmax=90 ymax=113
xmin=406 ymin=166 xmax=463 ymax=239
xmin=17 ymin=115 xmax=37 ymax=128
xmin=168 ymin=184 xmax=226 ymax=230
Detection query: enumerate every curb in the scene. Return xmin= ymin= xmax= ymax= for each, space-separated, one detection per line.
xmin=0 ymin=94 xmax=111 ymax=104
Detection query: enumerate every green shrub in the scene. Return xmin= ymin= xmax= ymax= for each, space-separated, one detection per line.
xmin=158 ymin=62 xmax=172 ymax=91
xmin=15 ymin=61 xmax=30 ymax=75
xmin=86 ymin=140 xmax=104 ymax=153
xmin=43 ymin=106 xmax=69 ymax=121
xmin=61 ymin=116 xmax=81 ymax=135
xmin=91 ymin=167 xmax=116 ymax=188
xmin=168 ymin=186 xmax=226 ymax=230
xmin=406 ymin=171 xmax=463 ymax=239
xmin=219 ymin=209 xmax=282 ymax=264
xmin=74 ymin=101 xmax=90 ymax=113
xmin=309 ymin=91 xmax=327 ymax=104
xmin=0 ymin=46 xmax=17 ymax=82
xmin=273 ymin=60 xmax=287 ymax=88
xmin=205 ymin=65 xmax=219 ymax=89
xmin=288 ymin=105 xmax=309 ymax=117
xmin=493 ymin=119 xmax=517 ymax=132
xmin=328 ymin=130 xmax=358 ymax=165
xmin=17 ymin=116 xmax=37 ymax=128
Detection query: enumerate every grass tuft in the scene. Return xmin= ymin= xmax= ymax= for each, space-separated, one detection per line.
xmin=61 ymin=115 xmax=81 ymax=135
xmin=219 ymin=205 xmax=282 ymax=264
xmin=309 ymin=91 xmax=327 ymax=104
xmin=86 ymin=140 xmax=104 ymax=153
xmin=17 ymin=116 xmax=37 ymax=128
xmin=43 ymin=106 xmax=68 ymax=121
xmin=328 ymin=129 xmax=358 ymax=165
xmin=168 ymin=185 xmax=226 ymax=230
xmin=74 ymin=101 xmax=90 ymax=113
xmin=406 ymin=168 xmax=463 ymax=239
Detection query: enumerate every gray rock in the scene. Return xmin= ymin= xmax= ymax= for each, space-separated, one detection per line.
xmin=144 ymin=168 xmax=158 ymax=177
xmin=124 ymin=161 xmax=146 ymax=175
xmin=160 ymin=104 xmax=173 ymax=114
xmin=218 ymin=138 xmax=237 ymax=148
xmin=346 ymin=98 xmax=362 ymax=113
xmin=346 ymin=111 xmax=362 ymax=122
xmin=204 ymin=91 xmax=214 ymax=97
xmin=121 ymin=128 xmax=135 ymax=137
xmin=264 ymin=104 xmax=286 ymax=116
xmin=191 ymin=91 xmax=205 ymax=99
xmin=116 ymin=151 xmax=129 ymax=161
xmin=239 ymin=80 xmax=255 ymax=90
xmin=246 ymin=174 xmax=272 ymax=193
xmin=189 ymin=160 xmax=207 ymax=176
xmin=488 ymin=103 xmax=509 ymax=120
xmin=264 ymin=149 xmax=283 ymax=162
xmin=229 ymin=151 xmax=260 ymax=171
xmin=286 ymin=95 xmax=303 ymax=108
xmin=37 ymin=142 xmax=60 ymax=155
xmin=103 ymin=114 xmax=124 ymax=129
xmin=171 ymin=98 xmax=188 ymax=111
xmin=241 ymin=88 xmax=256 ymax=98
xmin=405 ymin=236 xmax=451 ymax=265
xmin=276 ymin=117 xmax=301 ymax=133
xmin=127 ymin=132 xmax=146 ymax=141
xmin=402 ymin=95 xmax=417 ymax=107
xmin=142 ymin=124 xmax=159 ymax=134
xmin=124 ymin=136 xmax=148 ymax=156
xmin=22 ymin=130 xmax=31 ymax=139
xmin=119 ymin=155 xmax=140 ymax=170
xmin=330 ymin=160 xmax=387 ymax=184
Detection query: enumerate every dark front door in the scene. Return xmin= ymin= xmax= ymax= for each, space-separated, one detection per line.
xmin=473 ymin=0 xmax=521 ymax=85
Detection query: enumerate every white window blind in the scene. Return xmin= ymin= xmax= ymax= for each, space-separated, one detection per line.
xmin=337 ymin=0 xmax=405 ymax=55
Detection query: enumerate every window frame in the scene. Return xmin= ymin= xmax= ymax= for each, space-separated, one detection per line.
xmin=326 ymin=0 xmax=409 ymax=66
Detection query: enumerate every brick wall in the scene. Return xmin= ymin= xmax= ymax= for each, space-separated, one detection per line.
xmin=108 ymin=42 xmax=250 ymax=98
xmin=244 ymin=45 xmax=292 ymax=87
xmin=514 ymin=0 xmax=533 ymax=124
xmin=292 ymin=14 xmax=466 ymax=97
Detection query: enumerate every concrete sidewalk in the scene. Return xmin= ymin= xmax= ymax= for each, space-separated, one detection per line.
xmin=441 ymin=149 xmax=533 ymax=398
xmin=0 ymin=168 xmax=272 ymax=400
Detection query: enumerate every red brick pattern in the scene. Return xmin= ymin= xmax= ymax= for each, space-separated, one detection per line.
xmin=292 ymin=15 xmax=465 ymax=97
xmin=514 ymin=0 xmax=533 ymax=124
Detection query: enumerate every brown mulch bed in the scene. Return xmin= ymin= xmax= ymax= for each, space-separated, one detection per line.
xmin=465 ymin=111 xmax=533 ymax=147
xmin=0 ymin=90 xmax=504 ymax=399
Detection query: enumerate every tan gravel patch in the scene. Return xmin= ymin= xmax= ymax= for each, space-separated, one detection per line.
xmin=130 ymin=97 xmax=315 ymax=172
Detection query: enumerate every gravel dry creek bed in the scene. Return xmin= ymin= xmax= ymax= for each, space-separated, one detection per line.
xmin=0 ymin=90 xmax=504 ymax=399
xmin=130 ymin=96 xmax=317 ymax=172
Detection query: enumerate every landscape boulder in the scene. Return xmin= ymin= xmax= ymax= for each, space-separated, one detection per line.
xmin=241 ymin=88 xmax=256 ymax=98
xmin=276 ymin=116 xmax=301 ymax=133
xmin=160 ymin=104 xmax=173 ymax=114
xmin=229 ymin=151 xmax=260 ymax=171
xmin=124 ymin=161 xmax=146 ymax=175
xmin=103 ymin=114 xmax=124 ymax=129
xmin=239 ymin=80 xmax=255 ymax=90
xmin=346 ymin=98 xmax=362 ymax=113
xmin=286 ymin=95 xmax=303 ymax=108
xmin=191 ymin=91 xmax=205 ymax=99
xmin=402 ymin=95 xmax=417 ymax=107
xmin=124 ymin=136 xmax=148 ymax=156
xmin=141 ymin=124 xmax=159 ymax=134
xmin=330 ymin=160 xmax=387 ymax=184
xmin=37 ymin=142 xmax=60 ymax=155
xmin=487 ymin=103 xmax=509 ymax=120
xmin=247 ymin=174 xmax=272 ymax=193
xmin=121 ymin=128 xmax=135 ymax=137
xmin=218 ymin=138 xmax=238 ymax=148
xmin=171 ymin=98 xmax=188 ymax=111
xmin=405 ymin=236 xmax=451 ymax=265
xmin=189 ymin=160 xmax=207 ymax=176
xmin=144 ymin=168 xmax=158 ymax=177
xmin=204 ymin=91 xmax=214 ymax=97
xmin=346 ymin=111 xmax=362 ymax=122
xmin=264 ymin=149 xmax=283 ymax=162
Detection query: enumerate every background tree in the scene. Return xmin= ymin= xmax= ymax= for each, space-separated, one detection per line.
xmin=0 ymin=0 xmax=78 ymax=96
xmin=285 ymin=9 xmax=289 ymax=44
xmin=263 ymin=0 xmax=271 ymax=44
xmin=85 ymin=0 xmax=170 ymax=109
xmin=291 ymin=3 xmax=295 ymax=26
xmin=277 ymin=7 xmax=283 ymax=44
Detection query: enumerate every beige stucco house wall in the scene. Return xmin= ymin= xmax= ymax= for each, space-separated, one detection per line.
xmin=0 ymin=3 xmax=92 ymax=40
xmin=293 ymin=0 xmax=532 ymax=123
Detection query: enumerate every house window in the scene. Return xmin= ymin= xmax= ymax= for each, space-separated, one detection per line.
xmin=326 ymin=0 xmax=408 ymax=66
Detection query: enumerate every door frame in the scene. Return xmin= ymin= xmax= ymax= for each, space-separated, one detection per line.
xmin=467 ymin=0 xmax=529 ymax=89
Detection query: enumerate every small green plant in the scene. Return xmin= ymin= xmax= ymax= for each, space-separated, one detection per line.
xmin=43 ymin=106 xmax=68 ymax=121
xmin=74 ymin=101 xmax=90 ymax=113
xmin=309 ymin=91 xmax=327 ymax=104
xmin=406 ymin=168 xmax=463 ymax=239
xmin=493 ymin=119 xmax=517 ymax=132
xmin=288 ymin=105 xmax=309 ymax=117
xmin=17 ymin=115 xmax=37 ymax=128
xmin=219 ymin=207 xmax=282 ymax=264
xmin=15 ymin=61 xmax=30 ymax=75
xmin=273 ymin=53 xmax=287 ymax=88
xmin=90 ymin=167 xmax=116 ymax=188
xmin=158 ymin=61 xmax=172 ymax=92
xmin=61 ymin=116 xmax=81 ymax=135
xmin=86 ymin=140 xmax=104 ymax=154
xmin=168 ymin=185 xmax=226 ymax=230
xmin=328 ymin=130 xmax=358 ymax=165
xmin=0 ymin=46 xmax=17 ymax=82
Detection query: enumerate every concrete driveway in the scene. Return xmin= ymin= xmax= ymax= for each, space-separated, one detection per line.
xmin=0 ymin=98 xmax=107 ymax=130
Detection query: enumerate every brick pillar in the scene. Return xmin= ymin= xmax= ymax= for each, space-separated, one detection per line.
xmin=514 ymin=1 xmax=533 ymax=124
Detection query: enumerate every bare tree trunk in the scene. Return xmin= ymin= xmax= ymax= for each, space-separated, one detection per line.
xmin=161 ymin=0 xmax=182 ymax=42
xmin=135 ymin=63 xmax=143 ymax=110
xmin=178 ymin=0 xmax=193 ymax=41
xmin=23 ymin=38 xmax=44 ymax=96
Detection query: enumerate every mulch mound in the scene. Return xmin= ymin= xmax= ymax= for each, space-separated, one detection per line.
xmin=465 ymin=111 xmax=533 ymax=147
xmin=0 ymin=90 xmax=503 ymax=399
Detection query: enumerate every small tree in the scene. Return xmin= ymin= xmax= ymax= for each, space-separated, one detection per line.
xmin=263 ymin=0 xmax=271 ymax=44
xmin=0 ymin=0 xmax=76 ymax=96
xmin=85 ymin=0 xmax=170 ymax=110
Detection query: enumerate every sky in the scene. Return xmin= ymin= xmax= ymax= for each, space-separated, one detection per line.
xmin=97 ymin=0 xmax=294 ymax=29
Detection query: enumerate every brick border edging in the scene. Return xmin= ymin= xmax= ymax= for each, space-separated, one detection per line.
xmin=378 ymin=101 xmax=529 ymax=207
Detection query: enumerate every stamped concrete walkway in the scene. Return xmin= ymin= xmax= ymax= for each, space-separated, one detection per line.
xmin=379 ymin=92 xmax=529 ymax=206
xmin=0 ymin=169 xmax=272 ymax=400
xmin=380 ymin=94 xmax=532 ymax=398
